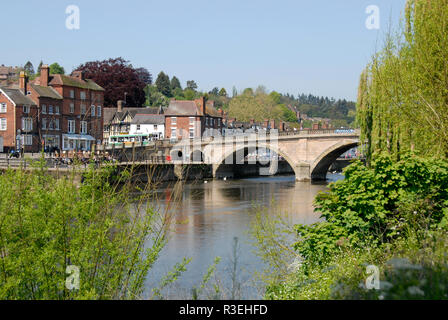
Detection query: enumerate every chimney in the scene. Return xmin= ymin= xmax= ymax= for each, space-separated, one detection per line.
xmin=117 ymin=100 xmax=125 ymax=112
xmin=40 ymin=64 xmax=49 ymax=87
xmin=195 ymin=97 xmax=207 ymax=116
xmin=72 ymin=70 xmax=85 ymax=80
xmin=19 ymin=71 xmax=28 ymax=95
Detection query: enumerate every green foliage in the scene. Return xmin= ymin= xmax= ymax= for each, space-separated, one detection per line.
xmin=145 ymin=85 xmax=170 ymax=107
xmin=0 ymin=163 xmax=171 ymax=299
xmin=186 ymin=80 xmax=198 ymax=91
xmin=49 ymin=63 xmax=65 ymax=75
xmin=218 ymin=88 xmax=227 ymax=97
xmin=357 ymin=0 xmax=448 ymax=158
xmin=151 ymin=257 xmax=192 ymax=299
xmin=183 ymin=88 xmax=196 ymax=100
xmin=170 ymin=76 xmax=182 ymax=91
xmin=23 ymin=61 xmax=34 ymax=76
xmin=294 ymin=153 xmax=448 ymax=264
xmin=155 ymin=71 xmax=172 ymax=97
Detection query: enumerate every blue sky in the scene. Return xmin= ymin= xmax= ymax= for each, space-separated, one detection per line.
xmin=3 ymin=0 xmax=406 ymax=101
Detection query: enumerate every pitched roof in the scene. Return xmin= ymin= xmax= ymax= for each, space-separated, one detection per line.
xmin=30 ymin=83 xmax=63 ymax=100
xmin=0 ymin=87 xmax=36 ymax=106
xmin=165 ymin=100 xmax=222 ymax=117
xmin=48 ymin=74 xmax=105 ymax=91
xmin=132 ymin=114 xmax=165 ymax=125
xmin=103 ymin=107 xmax=117 ymax=123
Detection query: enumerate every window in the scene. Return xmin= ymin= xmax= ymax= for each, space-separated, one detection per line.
xmin=48 ymin=119 xmax=54 ymax=130
xmin=42 ymin=118 xmax=47 ymax=130
xmin=154 ymin=124 xmax=158 ymax=130
xmin=81 ymin=121 xmax=87 ymax=134
xmin=70 ymin=90 xmax=75 ymax=99
xmin=23 ymin=135 xmax=33 ymax=146
xmin=22 ymin=117 xmax=33 ymax=131
xmin=68 ymin=120 xmax=76 ymax=133
xmin=55 ymin=106 xmax=60 ymax=114
xmin=171 ymin=128 xmax=177 ymax=138
xmin=55 ymin=119 xmax=60 ymax=130
xmin=91 ymin=105 xmax=95 ymax=116
xmin=0 ymin=118 xmax=6 ymax=131
xmin=189 ymin=128 xmax=194 ymax=138
xmin=80 ymin=91 xmax=86 ymax=100
xmin=136 ymin=124 xmax=141 ymax=131
xmin=206 ymin=117 xmax=209 ymax=126
xmin=0 ymin=103 xmax=6 ymax=113
xmin=48 ymin=105 xmax=53 ymax=114
xmin=189 ymin=117 xmax=195 ymax=126
xmin=97 ymin=106 xmax=101 ymax=117
xmin=70 ymin=103 xmax=74 ymax=113
xmin=42 ymin=104 xmax=46 ymax=114
xmin=171 ymin=117 xmax=177 ymax=125
xmin=81 ymin=104 xmax=86 ymax=114
xmin=23 ymin=106 xmax=30 ymax=113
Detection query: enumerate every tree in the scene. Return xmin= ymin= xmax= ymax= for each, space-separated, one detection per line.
xmin=186 ymin=80 xmax=198 ymax=91
xmin=135 ymin=67 xmax=152 ymax=85
xmin=228 ymin=90 xmax=282 ymax=122
xmin=36 ymin=61 xmax=43 ymax=75
xmin=209 ymin=87 xmax=219 ymax=96
xmin=219 ymin=88 xmax=228 ymax=97
xmin=23 ymin=61 xmax=35 ymax=76
xmin=75 ymin=57 xmax=147 ymax=107
xmin=232 ymin=86 xmax=238 ymax=98
xmin=170 ymin=76 xmax=182 ymax=91
xmin=145 ymin=85 xmax=170 ymax=107
xmin=49 ymin=63 xmax=65 ymax=75
xmin=183 ymin=89 xmax=196 ymax=100
xmin=155 ymin=72 xmax=172 ymax=97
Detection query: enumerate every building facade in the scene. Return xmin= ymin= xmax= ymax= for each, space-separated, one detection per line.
xmin=164 ymin=97 xmax=223 ymax=140
xmin=0 ymin=65 xmax=105 ymax=152
xmin=129 ymin=114 xmax=165 ymax=139
xmin=0 ymin=83 xmax=39 ymax=152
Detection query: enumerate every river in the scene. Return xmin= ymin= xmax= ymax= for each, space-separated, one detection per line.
xmin=143 ymin=173 xmax=344 ymax=299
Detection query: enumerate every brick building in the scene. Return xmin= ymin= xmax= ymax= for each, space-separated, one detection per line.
xmin=164 ymin=97 xmax=223 ymax=140
xmin=0 ymin=65 xmax=105 ymax=152
xmin=0 ymin=83 xmax=38 ymax=152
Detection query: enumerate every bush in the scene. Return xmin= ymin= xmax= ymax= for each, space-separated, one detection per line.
xmin=0 ymin=162 xmax=171 ymax=299
xmin=294 ymin=153 xmax=448 ymax=264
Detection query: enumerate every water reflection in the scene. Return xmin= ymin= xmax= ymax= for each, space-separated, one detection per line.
xmin=144 ymin=174 xmax=343 ymax=299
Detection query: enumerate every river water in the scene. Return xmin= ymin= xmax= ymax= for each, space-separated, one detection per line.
xmin=143 ymin=173 xmax=343 ymax=299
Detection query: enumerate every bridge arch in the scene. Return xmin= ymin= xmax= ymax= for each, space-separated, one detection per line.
xmin=310 ymin=139 xmax=359 ymax=180
xmin=212 ymin=143 xmax=303 ymax=179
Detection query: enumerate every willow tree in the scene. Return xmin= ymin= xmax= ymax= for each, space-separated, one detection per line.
xmin=357 ymin=0 xmax=448 ymax=159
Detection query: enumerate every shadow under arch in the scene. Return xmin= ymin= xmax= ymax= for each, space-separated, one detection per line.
xmin=212 ymin=143 xmax=300 ymax=179
xmin=190 ymin=149 xmax=204 ymax=162
xmin=310 ymin=140 xmax=359 ymax=181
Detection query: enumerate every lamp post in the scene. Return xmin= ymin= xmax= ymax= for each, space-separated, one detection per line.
xmin=16 ymin=129 xmax=22 ymax=158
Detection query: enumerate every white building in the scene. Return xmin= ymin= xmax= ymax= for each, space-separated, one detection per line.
xmin=130 ymin=114 xmax=165 ymax=140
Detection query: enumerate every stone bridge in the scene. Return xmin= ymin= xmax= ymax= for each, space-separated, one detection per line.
xmin=102 ymin=129 xmax=359 ymax=182
xmin=167 ymin=129 xmax=360 ymax=181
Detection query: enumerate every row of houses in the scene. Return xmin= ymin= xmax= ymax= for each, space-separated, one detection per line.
xmin=0 ymin=64 xmax=307 ymax=153
xmin=0 ymin=65 xmax=104 ymax=153
xmin=103 ymin=97 xmax=225 ymax=145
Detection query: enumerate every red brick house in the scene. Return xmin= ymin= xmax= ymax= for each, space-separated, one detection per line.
xmin=0 ymin=80 xmax=39 ymax=152
xmin=31 ymin=65 xmax=105 ymax=151
xmin=164 ymin=97 xmax=223 ymax=140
